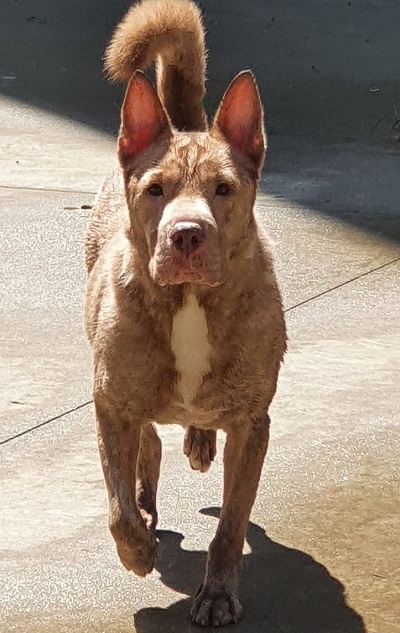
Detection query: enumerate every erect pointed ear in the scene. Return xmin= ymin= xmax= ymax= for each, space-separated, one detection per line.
xmin=118 ymin=71 xmax=171 ymax=164
xmin=212 ymin=71 xmax=266 ymax=171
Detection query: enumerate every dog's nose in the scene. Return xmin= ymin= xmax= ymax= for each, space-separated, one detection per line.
xmin=170 ymin=222 xmax=205 ymax=255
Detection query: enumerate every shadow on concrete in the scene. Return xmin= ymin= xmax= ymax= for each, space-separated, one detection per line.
xmin=260 ymin=139 xmax=400 ymax=247
xmin=0 ymin=0 xmax=130 ymax=133
xmin=2 ymin=0 xmax=400 ymax=140
xmin=134 ymin=507 xmax=365 ymax=633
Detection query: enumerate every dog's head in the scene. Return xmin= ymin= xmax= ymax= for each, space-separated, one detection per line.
xmin=118 ymin=71 xmax=266 ymax=287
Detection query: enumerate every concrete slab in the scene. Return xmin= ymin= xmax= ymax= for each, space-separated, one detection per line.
xmin=1 ymin=106 xmax=399 ymax=633
xmin=258 ymin=191 xmax=400 ymax=308
xmin=0 ymin=188 xmax=92 ymax=442
xmin=1 ymin=261 xmax=398 ymax=633
xmin=0 ymin=97 xmax=115 ymax=192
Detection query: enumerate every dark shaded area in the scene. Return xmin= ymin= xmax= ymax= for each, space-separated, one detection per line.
xmin=2 ymin=0 xmax=400 ymax=141
xmin=0 ymin=0 xmax=129 ymax=133
xmin=260 ymin=139 xmax=400 ymax=246
xmin=134 ymin=508 xmax=366 ymax=633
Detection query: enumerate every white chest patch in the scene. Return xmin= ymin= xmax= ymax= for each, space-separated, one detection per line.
xmin=171 ymin=294 xmax=212 ymax=406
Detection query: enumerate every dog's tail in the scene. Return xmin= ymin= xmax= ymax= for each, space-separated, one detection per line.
xmin=104 ymin=0 xmax=207 ymax=132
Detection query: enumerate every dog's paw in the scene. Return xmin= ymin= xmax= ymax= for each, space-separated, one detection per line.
xmin=190 ymin=583 xmax=243 ymax=627
xmin=183 ymin=427 xmax=216 ymax=473
xmin=111 ymin=519 xmax=158 ymax=577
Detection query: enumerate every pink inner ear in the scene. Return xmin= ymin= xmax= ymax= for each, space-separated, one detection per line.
xmin=120 ymin=124 xmax=155 ymax=157
xmin=224 ymin=119 xmax=254 ymax=154
xmin=119 ymin=72 xmax=170 ymax=162
xmin=221 ymin=88 xmax=256 ymax=150
xmin=214 ymin=71 xmax=265 ymax=165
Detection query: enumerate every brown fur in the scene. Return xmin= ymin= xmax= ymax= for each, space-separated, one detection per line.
xmin=85 ymin=0 xmax=287 ymax=627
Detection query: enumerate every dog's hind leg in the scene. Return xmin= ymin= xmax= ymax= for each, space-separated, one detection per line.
xmin=95 ymin=402 xmax=158 ymax=577
xmin=136 ymin=423 xmax=162 ymax=531
xmin=183 ymin=427 xmax=216 ymax=473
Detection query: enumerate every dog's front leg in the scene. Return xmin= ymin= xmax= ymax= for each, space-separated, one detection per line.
xmin=191 ymin=414 xmax=270 ymax=627
xmin=136 ymin=423 xmax=162 ymax=531
xmin=95 ymin=401 xmax=158 ymax=577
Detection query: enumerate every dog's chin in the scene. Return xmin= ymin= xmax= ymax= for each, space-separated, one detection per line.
xmin=151 ymin=266 xmax=223 ymax=288
xmin=149 ymin=250 xmax=224 ymax=288
xmin=154 ymin=273 xmax=222 ymax=288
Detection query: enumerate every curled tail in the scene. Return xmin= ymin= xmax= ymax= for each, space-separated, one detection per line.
xmin=104 ymin=0 xmax=207 ymax=131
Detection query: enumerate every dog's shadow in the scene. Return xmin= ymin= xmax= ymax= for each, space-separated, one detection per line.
xmin=134 ymin=507 xmax=365 ymax=632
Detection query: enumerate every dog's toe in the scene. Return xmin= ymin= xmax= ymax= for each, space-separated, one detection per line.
xmin=183 ymin=427 xmax=216 ymax=473
xmin=190 ymin=584 xmax=243 ymax=627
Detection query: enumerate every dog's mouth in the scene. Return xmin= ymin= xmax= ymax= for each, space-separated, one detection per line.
xmin=152 ymin=253 xmax=223 ymax=287
xmin=149 ymin=229 xmax=222 ymax=287
xmin=154 ymin=266 xmax=223 ymax=287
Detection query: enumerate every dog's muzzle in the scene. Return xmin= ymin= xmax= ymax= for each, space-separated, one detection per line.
xmin=149 ymin=199 xmax=223 ymax=287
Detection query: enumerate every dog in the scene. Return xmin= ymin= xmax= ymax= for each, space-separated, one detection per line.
xmin=84 ymin=0 xmax=287 ymax=626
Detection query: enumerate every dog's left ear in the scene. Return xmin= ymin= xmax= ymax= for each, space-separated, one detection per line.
xmin=212 ymin=71 xmax=266 ymax=172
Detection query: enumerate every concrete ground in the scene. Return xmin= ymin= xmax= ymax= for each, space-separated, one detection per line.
xmin=0 ymin=1 xmax=399 ymax=632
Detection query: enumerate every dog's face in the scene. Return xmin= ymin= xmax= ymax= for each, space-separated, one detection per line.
xmin=119 ymin=72 xmax=266 ymax=287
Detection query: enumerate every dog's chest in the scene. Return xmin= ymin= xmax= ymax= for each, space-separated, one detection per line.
xmin=171 ymin=294 xmax=211 ymax=407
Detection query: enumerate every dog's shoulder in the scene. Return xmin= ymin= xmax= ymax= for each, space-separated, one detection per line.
xmin=84 ymin=169 xmax=137 ymax=344
xmin=85 ymin=168 xmax=128 ymax=275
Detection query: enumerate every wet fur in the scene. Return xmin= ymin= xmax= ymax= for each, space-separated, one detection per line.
xmin=84 ymin=0 xmax=287 ymax=627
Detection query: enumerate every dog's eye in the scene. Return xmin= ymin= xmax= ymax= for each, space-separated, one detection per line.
xmin=147 ymin=183 xmax=164 ymax=197
xmin=215 ymin=183 xmax=231 ymax=197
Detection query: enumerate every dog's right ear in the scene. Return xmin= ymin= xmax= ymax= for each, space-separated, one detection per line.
xmin=118 ymin=71 xmax=171 ymax=164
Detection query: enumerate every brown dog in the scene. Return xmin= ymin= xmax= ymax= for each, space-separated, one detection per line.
xmin=84 ymin=0 xmax=287 ymax=626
